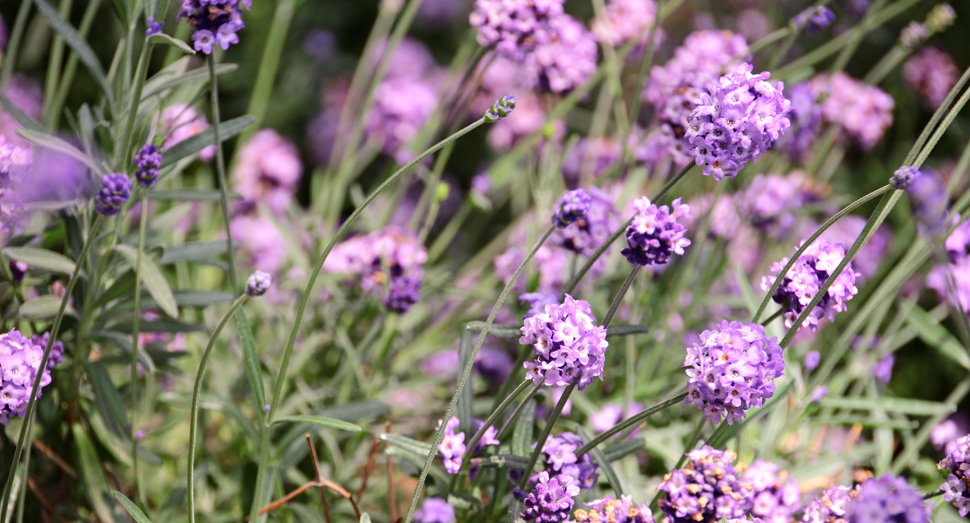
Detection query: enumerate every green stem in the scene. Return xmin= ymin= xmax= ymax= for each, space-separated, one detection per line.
xmin=130 ymin=190 xmax=149 ymax=503
xmin=923 ymin=489 xmax=943 ymax=500
xmin=121 ymin=42 xmax=152 ymax=169
xmin=462 ymin=380 xmax=532 ymax=461
xmin=913 ymin=76 xmax=970 ymax=169
xmin=207 ymin=56 xmax=239 ymax=295
xmin=496 ymin=383 xmax=543 ymax=440
xmin=240 ymin=0 xmax=297 ymax=144
xmin=187 ymin=294 xmax=250 ymax=523
xmin=0 ymin=0 xmax=32 ymax=89
xmin=518 ymin=381 xmax=577 ymax=489
xmin=766 ymin=28 xmax=798 ymax=69
xmin=602 ymin=267 xmax=639 ymax=328
xmin=575 ymin=392 xmax=688 ymax=457
xmin=41 ymin=0 xmax=73 ymax=127
xmin=0 ymin=215 xmax=105 ymax=523
xmin=402 ymin=225 xmax=557 ymax=523
xmin=47 ymin=0 xmax=102 ymax=130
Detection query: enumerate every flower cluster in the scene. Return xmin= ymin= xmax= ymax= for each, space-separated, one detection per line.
xmin=572 ymin=495 xmax=655 ymax=523
xmin=520 ymin=295 xmax=608 ymax=390
xmin=415 ymin=497 xmax=455 ymax=523
xmin=743 ymin=460 xmax=800 ymax=523
xmin=590 ymin=0 xmax=661 ymax=48
xmin=939 ymin=434 xmax=970 ymax=516
xmin=621 ymin=196 xmax=692 ymax=267
xmin=518 ymin=471 xmax=579 ymax=523
xmin=738 ymin=171 xmax=824 ymax=239
xmin=95 ymin=173 xmax=132 ymax=216
xmin=761 ymin=238 xmax=859 ymax=330
xmin=812 ymin=72 xmax=894 ymax=151
xmin=847 ymin=475 xmax=929 ymax=523
xmin=891 ymin=165 xmax=920 ymax=190
xmin=550 ymin=186 xmax=619 ymax=257
xmin=231 ymin=129 xmax=302 ymax=216
xmin=534 ymin=432 xmax=599 ymax=491
xmin=177 ymin=0 xmax=251 ymax=54
xmin=245 ymin=271 xmax=272 ymax=297
xmin=801 ymin=485 xmax=858 ymax=523
xmin=781 ymin=82 xmax=824 ymax=164
xmin=324 ymin=227 xmax=427 ymax=313
xmin=527 ymin=16 xmax=598 ymax=94
xmin=0 ymin=329 xmax=62 ymax=425
xmin=684 ymin=321 xmax=784 ymax=424
xmin=903 ymin=47 xmax=959 ymax=109
xmin=437 ymin=417 xmax=466 ymax=474
xmin=792 ymin=6 xmax=835 ymax=32
xmin=366 ymin=75 xmax=440 ymax=163
xmin=658 ymin=446 xmax=752 ymax=523
xmin=134 ymin=144 xmax=162 ymax=187
xmin=554 ymin=188 xmax=591 ymax=228
xmin=685 ymin=63 xmax=792 ymax=181
xmin=469 ymin=0 xmax=565 ymax=62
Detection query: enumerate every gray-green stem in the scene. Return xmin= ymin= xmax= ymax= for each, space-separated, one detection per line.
xmin=462 ymin=380 xmax=532 ymax=461
xmin=130 ymin=190 xmax=149 ymax=503
xmin=496 ymin=383 xmax=544 ymax=440
xmin=518 ymin=381 xmax=577 ymax=489
xmin=208 ymin=56 xmax=239 ymax=295
xmin=575 ymin=392 xmax=688 ymax=457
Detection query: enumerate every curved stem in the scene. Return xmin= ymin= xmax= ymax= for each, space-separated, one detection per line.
xmin=208 ymin=56 xmax=239 ymax=295
xmin=575 ymin=392 xmax=688 ymax=457
xmin=0 ymin=215 xmax=105 ymax=523
xmin=187 ymin=294 xmax=250 ymax=523
xmin=496 ymin=383 xmax=543 ymax=440
xmin=906 ymin=65 xmax=970 ymax=166
xmin=131 ymin=190 xmax=149 ymax=503
xmin=602 ymin=267 xmax=639 ymax=328
xmin=461 ymin=380 xmax=532 ymax=461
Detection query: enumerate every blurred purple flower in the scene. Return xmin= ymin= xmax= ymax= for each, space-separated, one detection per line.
xmin=812 ymin=72 xmax=894 ymax=151
xmin=804 ymin=350 xmax=820 ymax=371
xmin=591 ymin=0 xmax=662 ymax=48
xmin=744 ymin=459 xmax=800 ymax=523
xmin=303 ymin=29 xmax=336 ymax=62
xmin=847 ymin=475 xmax=929 ymax=523
xmin=903 ymin=47 xmax=959 ymax=109
xmin=802 ymin=485 xmax=858 ymax=523
xmin=873 ymin=354 xmax=894 ymax=385
xmin=366 ymin=75 xmax=440 ymax=163
xmin=573 ymin=495 xmax=654 ymax=523
xmin=229 ymin=215 xmax=289 ymax=275
xmin=810 ymin=385 xmax=828 ymax=403
xmin=589 ymin=402 xmax=643 ymax=435
xmin=1 ymin=75 xmax=42 ymax=146
xmin=415 ymin=498 xmax=455 ymax=523
xmin=793 ymin=6 xmax=835 ymax=32
xmin=781 ymin=82 xmax=824 ymax=164
xmin=527 ymin=15 xmax=597 ymax=94
xmin=518 ymin=470 xmax=578 ymax=523
xmin=469 ymin=0 xmax=565 ymax=62
xmin=551 ymin=186 xmax=619 ymax=257
xmin=160 ymin=104 xmax=215 ymax=161
xmin=622 ymin=196 xmax=691 ymax=267
xmin=931 ymin=414 xmax=968 ymax=451
xmin=561 ymin=138 xmax=621 ymax=188
xmin=232 ymin=129 xmax=302 ymax=216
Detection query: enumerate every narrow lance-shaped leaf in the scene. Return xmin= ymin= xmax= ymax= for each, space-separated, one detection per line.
xmin=113 ymin=245 xmax=179 ymax=318
xmin=159 ymin=115 xmax=256 ymax=168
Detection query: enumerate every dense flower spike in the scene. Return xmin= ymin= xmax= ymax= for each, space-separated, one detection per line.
xmin=415 ymin=497 xmax=456 ymax=523
xmin=903 ymin=47 xmax=959 ymax=109
xmin=793 ymin=6 xmax=835 ymax=32
xmin=554 ymin=188 xmax=591 ymax=227
xmin=178 ymin=0 xmax=251 ymax=54
xmin=436 ymin=417 xmax=466 ymax=474
xmin=812 ymin=72 xmax=894 ymax=151
xmin=134 ymin=144 xmax=162 ymax=187
xmin=761 ymin=238 xmax=859 ymax=330
xmin=573 ymin=495 xmax=655 ymax=523
xmin=781 ymin=82 xmax=824 ymax=163
xmin=658 ymin=446 xmax=752 ymax=523
xmin=550 ymin=186 xmax=619 ymax=257
xmin=685 ymin=63 xmax=792 ymax=181
xmin=590 ymin=0 xmax=661 ymax=48
xmin=484 ymin=95 xmax=517 ymax=123
xmin=891 ymin=165 xmax=920 ymax=190
xmin=744 ymin=460 xmax=800 ymax=523
xmin=621 ymin=196 xmax=691 ymax=267
xmin=684 ymin=321 xmax=784 ymax=424
xmin=245 ymin=271 xmax=272 ymax=297
xmin=846 ymin=475 xmax=929 ymax=523
xmin=95 ymin=173 xmax=132 ymax=216
xmin=520 ymin=294 xmax=608 ymax=391
xmin=939 ymin=434 xmax=970 ymax=516
xmin=384 ymin=276 xmax=421 ymax=313
xmin=533 ymin=432 xmax=599 ymax=491
xmin=231 ymin=130 xmax=302 ymax=216
xmin=527 ymin=15 xmax=598 ymax=94
xmin=518 ymin=471 xmax=579 ymax=523
xmin=366 ymin=75 xmax=439 ymax=163
xmin=469 ymin=0 xmax=565 ymax=62
xmin=801 ymin=485 xmax=858 ymax=523
xmin=0 ymin=330 xmax=61 ymax=425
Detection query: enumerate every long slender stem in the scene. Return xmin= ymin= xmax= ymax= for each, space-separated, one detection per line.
xmin=575 ymin=392 xmax=688 ymax=457
xmin=0 ymin=216 xmax=105 ymax=523
xmin=121 ymin=42 xmax=153 ymax=170
xmin=906 ymin=65 xmax=970 ymax=166
xmin=47 ymin=0 xmax=102 ymax=130
xmin=187 ymin=294 xmax=250 ymax=523
xmin=240 ymin=0 xmax=297 ymax=144
xmin=462 ymin=380 xmax=532 ymax=461
xmin=41 ymin=0 xmax=73 ymax=126
xmin=649 ymin=416 xmax=706 ymax=509
xmin=207 ymin=56 xmax=239 ymax=295
xmin=0 ymin=0 xmax=30 ymax=89
xmin=518 ymin=382 xmax=577 ymax=489
xmin=602 ymin=267 xmax=639 ymax=328
xmin=130 ymin=191 xmax=149 ymax=503
xmin=496 ymin=383 xmax=543 ymax=440
xmin=402 ymin=226 xmax=556 ymax=523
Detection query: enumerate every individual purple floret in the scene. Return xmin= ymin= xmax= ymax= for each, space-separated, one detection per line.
xmin=804 ymin=350 xmax=820 ymax=371
xmin=591 ymin=0 xmax=662 ymax=48
xmin=245 ymin=270 xmax=272 ymax=297
xmin=573 ymin=495 xmax=655 ymax=523
xmin=533 ymin=432 xmax=599 ymax=492
xmin=520 ymin=294 xmax=608 ymax=391
xmin=621 ymin=196 xmax=691 ymax=267
xmin=939 ymin=434 xmax=970 ymax=516
xmin=554 ymin=188 xmax=592 ymax=228
xmin=30 ymin=333 xmax=64 ymax=371
xmin=527 ymin=15 xmax=598 ymax=94
xmin=550 ymin=186 xmax=619 ymax=257
xmin=903 ymin=47 xmax=959 ymax=109
xmin=793 ymin=6 xmax=835 ymax=32
xmin=415 ymin=497 xmax=456 ymax=523
xmin=469 ymin=0 xmax=565 ymax=62
xmin=744 ymin=459 xmax=800 ymax=523
xmin=178 ymin=0 xmax=251 ymax=54
xmin=812 ymin=72 xmax=894 ymax=151
xmin=685 ymin=63 xmax=792 ymax=181
xmin=846 ymin=475 xmax=930 ymax=523
xmin=384 ymin=276 xmax=421 ymax=313
xmin=658 ymin=446 xmax=752 ymax=523
xmin=484 ymin=95 xmax=517 ymax=123
xmin=801 ymin=485 xmax=858 ymax=523
xmin=0 ymin=329 xmax=60 ymax=425
xmin=437 ymin=417 xmax=466 ymax=474
xmin=683 ymin=321 xmax=784 ymax=425
xmin=146 ymin=16 xmax=164 ymax=37
xmin=94 ymin=173 xmax=132 ymax=216
xmin=134 ymin=144 xmax=162 ymax=187
xmin=761 ymin=238 xmax=859 ymax=331
xmin=891 ymin=165 xmax=920 ymax=190
xmin=781 ymin=82 xmax=824 ymax=164
xmin=518 ymin=471 xmax=579 ymax=523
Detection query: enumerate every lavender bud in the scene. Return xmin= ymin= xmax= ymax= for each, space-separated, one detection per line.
xmin=134 ymin=144 xmax=163 ymax=187
xmin=245 ymin=270 xmax=272 ymax=297
xmin=793 ymin=6 xmax=835 ymax=32
xmin=484 ymin=95 xmax=516 ymax=123
xmin=553 ymin=188 xmax=591 ymax=227
xmin=95 ymin=173 xmax=132 ymax=216
xmin=900 ymin=22 xmax=927 ymax=48
xmin=9 ymin=261 xmax=26 ymax=283
xmin=891 ymin=165 xmax=921 ymax=190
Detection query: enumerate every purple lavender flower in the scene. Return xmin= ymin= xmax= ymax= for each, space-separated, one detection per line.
xmin=95 ymin=173 xmax=132 ymax=216
xmin=892 ymin=165 xmax=920 ymax=190
xmin=437 ymin=417 xmax=466 ymax=474
xmin=550 ymin=186 xmax=619 ymax=257
xmin=415 ymin=497 xmax=456 ymax=523
xmin=0 ymin=330 xmax=60 ymax=425
xmin=591 ymin=0 xmax=662 ymax=48
xmin=527 ymin=15 xmax=598 ymax=94
xmin=554 ymin=188 xmax=592 ymax=227
xmin=589 ymin=402 xmax=643 ymax=435
xmin=847 ymin=475 xmax=929 ymax=523
xmin=810 ymin=385 xmax=828 ymax=403
xmin=520 ymin=294 xmax=608 ymax=391
xmin=761 ymin=238 xmax=859 ymax=331
xmin=229 ymin=215 xmax=288 ymax=275
xmin=939 ymin=434 xmax=970 ymax=516
xmin=812 ymin=72 xmax=894 ymax=151
xmin=521 ymin=292 xmax=561 ymax=319
xmin=160 ymin=104 xmax=215 ymax=161
xmin=932 ymin=414 xmax=968 ymax=451
xmin=484 ymin=95 xmax=516 ymax=123
xmin=9 ymin=261 xmax=26 ymax=283
xmin=146 ymin=16 xmax=164 ymax=37
xmin=232 ymin=129 xmax=302 ymax=216
xmin=518 ymin=471 xmax=579 ymax=523
xmin=178 ymin=0 xmax=250 ymax=54
xmin=469 ymin=0 xmax=565 ymax=62
xmin=366 ymin=75 xmax=439 ymax=163
xmin=496 ymin=241 xmax=570 ymax=295
xmin=685 ymin=63 xmax=792 ymax=181
xmin=683 ymin=321 xmax=784 ymax=424
xmin=561 ymin=138 xmax=621 ymax=188
xmin=658 ymin=446 xmax=752 ymax=523
xmin=744 ymin=459 xmax=800 ymax=523
xmin=804 ymin=350 xmax=820 ymax=371
xmin=781 ymin=82 xmax=824 ymax=164
xmin=573 ymin=495 xmax=655 ymax=523
xmin=873 ymin=354 xmax=894 ymax=385
xmin=793 ymin=6 xmax=835 ymax=32
xmin=245 ymin=271 xmax=272 ymax=297
xmin=801 ymin=485 xmax=858 ymax=523
xmin=384 ymin=276 xmax=421 ymax=313
xmin=903 ymin=47 xmax=959 ymax=109
xmin=134 ymin=144 xmax=162 ymax=187
xmin=534 ymin=432 xmax=599 ymax=492
xmin=621 ymin=196 xmax=691 ymax=267
xmin=30 ymin=333 xmax=64 ymax=371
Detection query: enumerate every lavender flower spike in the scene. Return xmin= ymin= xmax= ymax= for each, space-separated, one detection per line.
xmin=793 ymin=6 xmax=835 ymax=32
xmin=0 ymin=330 xmax=61 ymax=425
xmin=520 ymin=294 xmax=608 ymax=391
xmin=891 ymin=165 xmax=921 ymax=191
xmin=621 ymin=196 xmax=691 ymax=267
xmin=146 ymin=16 xmax=164 ymax=37
xmin=94 ymin=173 xmax=132 ymax=216
xmin=658 ymin=446 xmax=752 ymax=523
xmin=484 ymin=95 xmax=516 ymax=123
xmin=415 ymin=497 xmax=455 ymax=523
xmin=573 ymin=495 xmax=654 ymax=523
xmin=245 ymin=271 xmax=272 ymax=297
xmin=135 ymin=144 xmax=163 ymax=187
xmin=847 ymin=475 xmax=930 ymax=523
xmin=939 ymin=434 xmax=970 ymax=516
xmin=178 ymin=0 xmax=251 ymax=54
xmin=518 ymin=471 xmax=579 ymax=523
xmin=801 ymin=485 xmax=858 ymax=523
xmin=554 ymin=188 xmax=591 ymax=227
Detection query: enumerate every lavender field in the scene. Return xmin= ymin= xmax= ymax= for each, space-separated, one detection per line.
xmin=1 ymin=0 xmax=970 ymax=522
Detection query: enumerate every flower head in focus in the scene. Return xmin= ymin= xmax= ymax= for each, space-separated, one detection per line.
xmin=437 ymin=417 xmax=466 ymax=474
xmin=891 ymin=165 xmax=921 ymax=190
xmin=0 ymin=329 xmax=61 ymax=425
xmin=533 ymin=432 xmax=599 ymax=492
xmin=484 ymin=95 xmax=516 ymax=123
xmin=621 ymin=196 xmax=691 ymax=267
xmin=801 ymin=485 xmax=858 ymax=523
xmin=518 ymin=471 xmax=579 ymax=523
xmin=146 ymin=16 xmax=164 ymax=36
xmin=550 ymin=186 xmax=619 ymax=257
xmin=658 ymin=446 xmax=752 ymax=523
xmin=178 ymin=0 xmax=250 ymax=54
xmin=95 ymin=173 xmax=132 ymax=216
xmin=573 ymin=495 xmax=654 ymax=523
xmin=520 ymin=294 xmax=608 ymax=391
xmin=554 ymin=188 xmax=591 ymax=228
xmin=245 ymin=271 xmax=272 ymax=297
